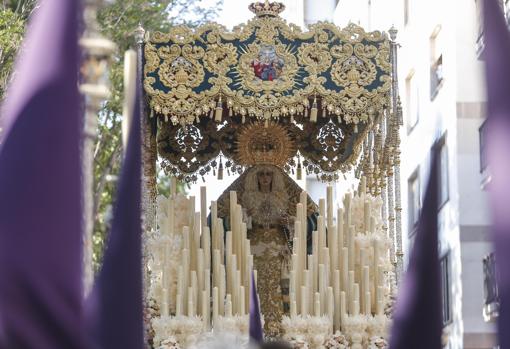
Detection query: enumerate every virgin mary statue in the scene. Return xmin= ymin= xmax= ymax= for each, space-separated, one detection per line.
xmin=216 ymin=164 xmax=318 ymax=337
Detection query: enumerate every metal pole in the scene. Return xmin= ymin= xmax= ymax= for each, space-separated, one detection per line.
xmin=389 ymin=26 xmax=404 ymax=284
xmin=79 ymin=0 xmax=116 ymax=295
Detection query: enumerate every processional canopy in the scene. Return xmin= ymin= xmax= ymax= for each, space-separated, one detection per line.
xmin=142 ymin=1 xmax=401 ymax=188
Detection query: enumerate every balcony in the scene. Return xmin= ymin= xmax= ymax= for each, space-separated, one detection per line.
xmin=483 ymin=252 xmax=500 ymax=322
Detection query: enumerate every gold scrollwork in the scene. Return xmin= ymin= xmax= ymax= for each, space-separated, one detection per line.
xmin=143 ymin=5 xmax=392 ymax=128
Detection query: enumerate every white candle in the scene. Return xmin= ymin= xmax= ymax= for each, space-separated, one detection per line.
xmin=364 ymin=201 xmax=371 ymax=233
xmin=319 ymin=264 xmax=326 ymax=314
xmin=202 ymin=290 xmax=209 ymax=328
xmin=348 ymin=270 xmax=355 ymax=312
xmin=161 ymin=288 xmax=169 ymax=317
xmin=291 ymin=299 xmax=298 ymax=318
xmin=376 ymin=286 xmax=384 ymax=315
xmin=189 ymin=197 xmax=195 ymax=227
xmin=197 ymin=250 xmax=204 ymax=296
xmin=327 ymin=185 xmax=334 ymax=229
xmin=213 ymin=249 xmax=221 ymax=288
xmin=327 ymin=287 xmax=334 ymax=332
xmin=212 ymin=287 xmax=219 ymax=327
xmin=226 ymin=294 xmax=232 ymax=317
xmin=353 ymin=284 xmax=360 ymax=316
xmin=314 ymin=292 xmax=321 ymax=317
xmin=373 ymin=240 xmax=380 ymax=302
xmin=211 ymin=201 xmax=218 ymax=235
xmin=319 ymin=199 xmax=326 ymax=218
xmin=176 ymin=294 xmax=182 ymax=316
xmin=348 ymin=226 xmax=355 ymax=271
xmin=301 ymin=285 xmax=308 ymax=315
xmin=203 ymin=227 xmax=211 ymax=271
xmin=183 ymin=227 xmax=190 ymax=250
xmin=188 ymin=286 xmax=195 ymax=317
xmin=220 ymin=266 xmax=226 ymax=315
xmin=191 ymin=271 xmax=198 ymax=313
xmin=239 ymin=286 xmax=245 ymax=315
xmin=340 ymin=291 xmax=346 ymax=327
xmin=330 ymin=225 xmax=338 ymax=274
xmin=200 ymin=186 xmax=207 ymax=231
xmin=365 ymin=291 xmax=371 ymax=315
xmin=342 ymin=247 xmax=348 ymax=293
xmin=362 ymin=265 xmax=370 ymax=312
xmin=318 ymin=216 xmax=325 ymax=250
xmin=333 ymin=270 xmax=341 ymax=331
xmin=168 ymin=199 xmax=175 ymax=235
xmin=170 ymin=177 xmax=177 ymax=197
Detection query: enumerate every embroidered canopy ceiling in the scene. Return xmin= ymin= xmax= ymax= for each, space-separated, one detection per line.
xmin=142 ymin=1 xmax=401 ymax=188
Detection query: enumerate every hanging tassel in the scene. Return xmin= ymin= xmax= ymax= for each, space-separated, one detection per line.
xmin=310 ymin=97 xmax=318 ymax=123
xmin=215 ymin=97 xmax=223 ymax=122
xmin=354 ymin=123 xmax=358 ymax=133
xmin=217 ymin=159 xmax=224 ymax=180
xmin=297 ymin=158 xmax=302 ymax=180
xmin=242 ymin=115 xmax=246 ymax=124
xmin=229 ymin=107 xmax=233 ymax=117
xmin=264 ymin=119 xmax=269 ymax=128
xmin=291 ymin=115 xmax=295 ymax=123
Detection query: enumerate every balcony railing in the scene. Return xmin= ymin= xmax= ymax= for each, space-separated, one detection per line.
xmin=430 ymin=55 xmax=443 ymax=100
xmin=483 ymin=252 xmax=500 ymax=322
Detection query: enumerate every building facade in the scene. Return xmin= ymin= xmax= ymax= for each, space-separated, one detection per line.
xmin=335 ymin=0 xmax=496 ymax=348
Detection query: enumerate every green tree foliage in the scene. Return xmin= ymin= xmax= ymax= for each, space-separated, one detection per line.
xmin=92 ymin=0 xmax=222 ymax=269
xmin=0 ymin=0 xmax=36 ymax=100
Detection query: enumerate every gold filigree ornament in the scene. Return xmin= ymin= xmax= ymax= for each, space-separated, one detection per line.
xmin=143 ymin=1 xmax=392 ymax=126
xmin=235 ymin=123 xmax=296 ymax=167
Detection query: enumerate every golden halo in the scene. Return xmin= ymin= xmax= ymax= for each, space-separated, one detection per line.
xmin=235 ymin=122 xmax=296 ymax=167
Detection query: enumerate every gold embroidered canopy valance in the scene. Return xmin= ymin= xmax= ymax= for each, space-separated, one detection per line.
xmin=142 ymin=1 xmax=401 ymax=188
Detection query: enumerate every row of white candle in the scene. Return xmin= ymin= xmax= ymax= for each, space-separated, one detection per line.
xmin=289 ymin=178 xmax=389 ymax=332
xmin=158 ymin=187 xmax=257 ymax=331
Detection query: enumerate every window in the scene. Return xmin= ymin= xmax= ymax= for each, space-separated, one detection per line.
xmin=430 ymin=27 xmax=444 ymax=100
xmin=440 ymin=252 xmax=452 ymax=326
xmin=405 ymin=71 xmax=419 ymax=132
xmin=479 ymin=120 xmax=488 ymax=172
xmin=408 ymin=170 xmax=420 ymax=235
xmin=483 ymin=252 xmax=500 ymax=321
xmin=434 ymin=135 xmax=449 ymax=208
xmin=404 ymin=0 xmax=410 ymax=25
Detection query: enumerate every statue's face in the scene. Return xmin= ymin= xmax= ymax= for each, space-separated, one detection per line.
xmin=257 ymin=170 xmax=273 ymax=192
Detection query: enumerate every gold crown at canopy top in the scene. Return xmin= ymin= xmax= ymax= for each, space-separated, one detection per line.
xmin=248 ymin=1 xmax=286 ymax=17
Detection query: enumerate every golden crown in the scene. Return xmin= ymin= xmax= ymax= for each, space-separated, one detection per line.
xmin=236 ymin=123 xmax=296 ymax=167
xmin=249 ymin=0 xmax=286 ymax=17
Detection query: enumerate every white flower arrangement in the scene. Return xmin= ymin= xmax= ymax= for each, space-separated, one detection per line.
xmin=342 ymin=315 xmax=369 ymax=349
xmin=323 ymin=331 xmax=349 ymax=349
xmin=286 ymin=336 xmax=309 ymax=349
xmin=213 ymin=315 xmax=250 ymax=336
xmin=366 ymin=315 xmax=389 ymax=339
xmin=191 ymin=332 xmax=250 ymax=349
xmin=152 ymin=315 xmax=204 ymax=348
xmin=157 ymin=336 xmax=180 ymax=349
xmin=349 ymin=193 xmax=384 ymax=234
xmin=282 ymin=315 xmax=331 ymax=349
xmin=367 ymin=336 xmax=388 ymax=349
